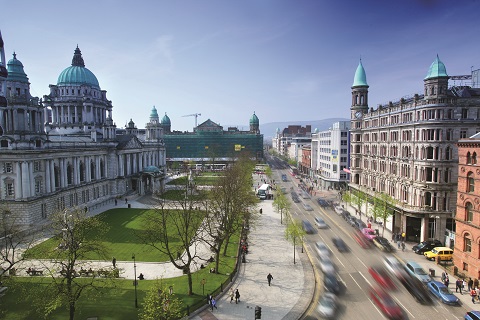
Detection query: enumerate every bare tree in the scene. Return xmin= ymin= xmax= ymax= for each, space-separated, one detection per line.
xmin=202 ymin=156 xmax=258 ymax=273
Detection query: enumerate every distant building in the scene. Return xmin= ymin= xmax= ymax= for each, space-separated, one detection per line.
xmin=453 ymin=134 xmax=480 ymax=278
xmin=272 ymin=125 xmax=312 ymax=156
xmin=311 ymin=121 xmax=350 ymax=190
xmin=161 ymin=112 xmax=263 ymax=165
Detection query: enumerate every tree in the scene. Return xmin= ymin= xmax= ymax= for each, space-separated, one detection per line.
xmin=351 ymin=190 xmax=367 ymax=214
xmin=32 ymin=207 xmax=111 ymax=320
xmin=341 ymin=191 xmax=352 ymax=206
xmin=139 ymin=189 xmax=206 ymax=295
xmin=139 ymin=280 xmax=185 ymax=320
xmin=284 ymin=217 xmax=306 ymax=264
xmin=203 ymin=156 xmax=258 ymax=273
xmin=370 ymin=192 xmax=397 ymax=236
xmin=273 ymin=189 xmax=290 ymax=224
xmin=265 ymin=166 xmax=273 ymax=180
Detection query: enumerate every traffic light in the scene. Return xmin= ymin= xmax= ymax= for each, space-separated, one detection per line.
xmin=255 ymin=306 xmax=262 ymax=319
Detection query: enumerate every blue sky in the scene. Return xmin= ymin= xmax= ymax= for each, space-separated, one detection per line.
xmin=1 ymin=0 xmax=479 ymax=133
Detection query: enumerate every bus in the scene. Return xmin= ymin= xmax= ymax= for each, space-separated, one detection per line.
xmin=257 ymin=184 xmax=271 ymax=200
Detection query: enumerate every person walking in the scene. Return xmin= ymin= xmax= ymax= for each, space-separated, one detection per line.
xmin=401 ymin=242 xmax=406 ymax=252
xmin=476 ymin=287 xmax=480 ymax=301
xmin=444 ymin=274 xmax=450 ymax=287
xmin=211 ymin=297 xmax=218 ymax=311
xmin=456 ymin=278 xmax=463 ymax=294
xmin=230 ymin=288 xmax=235 ymax=303
xmin=267 ymin=273 xmax=273 ymax=286
xmin=441 ymin=271 xmax=446 ymax=283
xmin=471 ymin=288 xmax=477 ymax=303
xmin=475 ymin=278 xmax=480 ymax=291
xmin=469 ymin=278 xmax=474 ymax=291
xmin=112 ymin=257 xmax=116 ymax=268
xmin=235 ymin=289 xmax=240 ymax=304
xmin=463 ymin=279 xmax=468 ymax=293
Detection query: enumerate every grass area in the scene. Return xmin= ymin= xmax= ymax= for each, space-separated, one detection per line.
xmin=166 ymin=176 xmax=220 ymax=186
xmin=25 ymin=208 xmax=203 ymax=262
xmin=159 ymin=190 xmax=205 ymax=201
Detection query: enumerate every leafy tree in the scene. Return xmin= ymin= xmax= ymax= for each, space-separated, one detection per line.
xmin=139 ymin=192 xmax=206 ymax=295
xmin=370 ymin=192 xmax=397 ymax=236
xmin=265 ymin=166 xmax=273 ymax=180
xmin=351 ymin=190 xmax=367 ymax=215
xmin=31 ymin=207 xmax=111 ymax=320
xmin=342 ymin=191 xmax=352 ymax=206
xmin=203 ymin=156 xmax=258 ymax=272
xmin=273 ymin=189 xmax=290 ymax=224
xmin=139 ymin=280 xmax=185 ymax=320
xmin=284 ymin=217 xmax=306 ymax=264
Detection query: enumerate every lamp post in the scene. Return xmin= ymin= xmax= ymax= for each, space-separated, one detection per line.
xmin=132 ymin=254 xmax=138 ymax=308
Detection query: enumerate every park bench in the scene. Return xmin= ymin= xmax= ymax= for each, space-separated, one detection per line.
xmin=27 ymin=268 xmax=43 ymax=276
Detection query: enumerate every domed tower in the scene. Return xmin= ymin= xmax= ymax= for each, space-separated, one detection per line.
xmin=44 ymin=46 xmax=113 ymax=135
xmin=351 ymin=59 xmax=369 ymax=120
xmin=146 ymin=106 xmax=163 ymax=140
xmin=424 ymin=55 xmax=449 ymax=99
xmin=125 ymin=119 xmax=138 ymax=135
xmin=249 ymin=112 xmax=259 ymax=133
xmin=0 ymin=30 xmax=7 ymax=108
xmin=160 ymin=112 xmax=171 ymax=133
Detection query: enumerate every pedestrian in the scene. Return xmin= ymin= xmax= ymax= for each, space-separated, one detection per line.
xmin=267 ymin=273 xmax=273 ymax=286
xmin=401 ymin=241 xmax=406 ymax=252
xmin=476 ymin=287 xmax=480 ymax=301
xmin=125 ymin=198 xmax=128 ymax=204
xmin=230 ymin=289 xmax=235 ymax=303
xmin=138 ymin=273 xmax=144 ymax=280
xmin=456 ymin=278 xmax=463 ymax=294
xmin=464 ymin=279 xmax=468 ymax=292
xmin=114 ymin=199 xmax=117 ymax=206
xmin=207 ymin=294 xmax=212 ymax=307
xmin=392 ymin=232 xmax=396 ymax=242
xmin=475 ymin=278 xmax=480 ymax=291
xmin=444 ymin=274 xmax=449 ymax=287
xmin=235 ymin=289 xmax=240 ymax=304
xmin=112 ymin=257 xmax=116 ymax=268
xmin=441 ymin=271 xmax=446 ymax=283
xmin=211 ymin=297 xmax=218 ymax=311
xmin=397 ymin=240 xmax=401 ymax=249
xmin=471 ymin=288 xmax=477 ymax=303
xmin=401 ymin=232 xmax=406 ymax=240
xmin=469 ymin=278 xmax=474 ymax=291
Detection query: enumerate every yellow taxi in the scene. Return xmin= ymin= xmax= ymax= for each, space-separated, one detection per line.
xmin=424 ymin=246 xmax=453 ymax=261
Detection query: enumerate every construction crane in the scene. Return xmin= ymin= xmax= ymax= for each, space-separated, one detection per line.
xmin=182 ymin=113 xmax=201 ymax=127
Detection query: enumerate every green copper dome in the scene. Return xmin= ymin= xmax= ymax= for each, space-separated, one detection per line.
xmin=7 ymin=52 xmax=29 ymax=83
xmin=57 ymin=46 xmax=100 ymax=89
xmin=161 ymin=113 xmax=171 ymax=125
xmin=352 ymin=60 xmax=368 ymax=87
xmin=424 ymin=55 xmax=448 ymax=80
xmin=150 ymin=106 xmax=159 ymax=118
xmin=250 ymin=112 xmax=259 ymax=125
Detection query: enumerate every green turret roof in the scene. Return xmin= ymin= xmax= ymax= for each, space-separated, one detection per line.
xmin=150 ymin=106 xmax=159 ymax=119
xmin=7 ymin=52 xmax=29 ymax=83
xmin=161 ymin=113 xmax=171 ymax=125
xmin=352 ymin=60 xmax=368 ymax=87
xmin=250 ymin=112 xmax=259 ymax=125
xmin=424 ymin=55 xmax=448 ymax=80
xmin=57 ymin=46 xmax=100 ymax=88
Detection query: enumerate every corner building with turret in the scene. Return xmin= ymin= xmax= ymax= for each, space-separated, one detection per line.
xmin=349 ymin=56 xmax=480 ymax=245
xmin=0 ymin=31 xmax=166 ymax=228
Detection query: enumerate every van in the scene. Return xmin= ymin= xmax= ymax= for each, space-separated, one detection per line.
xmin=405 ymin=261 xmax=431 ymax=284
xmin=424 ymin=246 xmax=453 ymax=261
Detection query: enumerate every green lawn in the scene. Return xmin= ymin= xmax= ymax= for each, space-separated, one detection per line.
xmin=25 ymin=208 xmax=203 ymax=262
xmin=167 ymin=176 xmax=220 ymax=186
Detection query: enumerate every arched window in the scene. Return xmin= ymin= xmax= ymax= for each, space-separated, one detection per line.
xmin=67 ymin=164 xmax=73 ymax=185
xmin=473 ymin=152 xmax=477 ymax=164
xmin=100 ymin=159 xmax=105 ymax=178
xmin=467 ymin=152 xmax=472 ymax=164
xmin=464 ymin=233 xmax=472 ymax=252
xmin=466 ymin=202 xmax=474 ymax=222
xmin=90 ymin=161 xmax=96 ymax=180
xmin=79 ymin=161 xmax=85 ymax=183
xmin=467 ymin=172 xmax=475 ymax=193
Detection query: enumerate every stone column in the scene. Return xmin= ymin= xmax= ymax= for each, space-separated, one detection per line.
xmin=45 ymin=159 xmax=51 ymax=193
xmin=21 ymin=161 xmax=29 ymax=198
xmin=15 ymin=162 xmax=22 ymax=200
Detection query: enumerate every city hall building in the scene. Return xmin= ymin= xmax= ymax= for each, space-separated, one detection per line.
xmin=0 ymin=31 xmax=166 ymax=228
xmin=349 ymin=56 xmax=480 ymax=244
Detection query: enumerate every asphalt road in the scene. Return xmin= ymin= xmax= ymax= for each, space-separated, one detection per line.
xmin=266 ymin=155 xmax=467 ymax=320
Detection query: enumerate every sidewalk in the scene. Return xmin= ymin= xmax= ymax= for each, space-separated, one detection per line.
xmin=190 ymin=178 xmax=315 ymax=320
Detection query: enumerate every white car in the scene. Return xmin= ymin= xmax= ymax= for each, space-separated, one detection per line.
xmin=315 ymin=217 xmax=328 ymax=229
xmin=383 ymin=255 xmax=407 ymax=280
xmin=319 ymin=258 xmax=336 ymax=274
xmin=315 ymin=241 xmax=331 ymax=258
xmin=334 ymin=206 xmax=344 ymax=214
xmin=317 ymin=292 xmax=338 ymax=318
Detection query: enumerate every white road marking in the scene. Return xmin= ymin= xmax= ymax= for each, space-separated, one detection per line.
xmin=392 ymin=296 xmax=415 ymax=318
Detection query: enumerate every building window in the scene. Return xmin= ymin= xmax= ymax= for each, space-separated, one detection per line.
xmin=474 ymin=152 xmax=478 ymax=164
xmin=463 ymin=262 xmax=469 ymax=271
xmin=3 ymin=162 xmax=13 ymax=173
xmin=466 ymin=202 xmax=474 ymax=221
xmin=467 ymin=172 xmax=475 ymax=193
xmin=462 ymin=108 xmax=468 ymax=119
xmin=460 ymin=129 xmax=468 ymax=139
xmin=467 ymin=152 xmax=472 ymax=164
xmin=35 ymin=178 xmax=42 ymax=194
xmin=33 ymin=161 xmax=41 ymax=172
xmin=5 ymin=181 xmax=14 ymax=198
xmin=465 ymin=236 xmax=472 ymax=252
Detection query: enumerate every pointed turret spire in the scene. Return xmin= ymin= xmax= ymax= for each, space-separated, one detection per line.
xmin=71 ymin=45 xmax=85 ymax=67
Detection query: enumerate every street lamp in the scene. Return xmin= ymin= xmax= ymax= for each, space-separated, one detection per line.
xmin=132 ymin=254 xmax=138 ymax=308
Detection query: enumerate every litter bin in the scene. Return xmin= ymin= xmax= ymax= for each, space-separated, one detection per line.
xmin=429 ymin=268 xmax=435 ymax=277
xmin=128 ymin=204 xmax=131 ymax=208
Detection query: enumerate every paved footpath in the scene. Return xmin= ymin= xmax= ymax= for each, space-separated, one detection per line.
xmin=190 ymin=198 xmax=314 ymax=320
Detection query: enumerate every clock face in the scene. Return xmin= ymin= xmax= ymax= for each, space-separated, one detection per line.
xmin=355 ymin=111 xmax=363 ymax=119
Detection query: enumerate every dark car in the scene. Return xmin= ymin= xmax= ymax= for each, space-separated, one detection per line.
xmin=317 ymin=198 xmax=329 ymax=207
xmin=373 ymin=236 xmax=394 ymax=252
xmin=347 ymin=216 xmax=358 ymax=227
xmin=332 ymin=237 xmax=349 ymax=252
xmin=354 ymin=218 xmax=367 ymax=230
xmin=323 ymin=273 xmax=341 ymax=294
xmin=400 ymin=273 xmax=433 ymax=305
xmin=302 ymin=220 xmax=315 ymax=234
xmin=340 ymin=210 xmax=351 ymax=220
xmin=412 ymin=240 xmax=443 ymax=254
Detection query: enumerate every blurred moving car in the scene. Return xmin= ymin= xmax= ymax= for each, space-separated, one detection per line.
xmin=465 ymin=311 xmax=480 ymax=320
xmin=383 ymin=255 xmax=407 ymax=280
xmin=332 ymin=237 xmax=349 ymax=252
xmin=400 ymin=273 xmax=433 ymax=305
xmin=373 ymin=236 xmax=394 ymax=252
xmin=302 ymin=220 xmax=315 ymax=234
xmin=317 ymin=292 xmax=338 ymax=319
xmin=323 ymin=273 xmax=341 ymax=294
xmin=315 ymin=241 xmax=331 ymax=258
xmin=319 ymin=258 xmax=336 ymax=274
xmin=427 ymin=281 xmax=459 ymax=305
xmin=303 ymin=203 xmax=313 ymax=211
xmin=369 ymin=286 xmax=405 ymax=320
xmin=424 ymin=247 xmax=454 ymax=262
xmin=317 ymin=198 xmax=329 ymax=207
xmin=361 ymin=228 xmax=377 ymax=241
xmin=314 ymin=216 xmax=328 ymax=229
xmin=334 ymin=206 xmax=344 ymax=214
xmin=281 ymin=174 xmax=287 ymax=182
xmin=353 ymin=219 xmax=367 ymax=230
xmin=405 ymin=261 xmax=431 ymax=284
xmin=369 ymin=266 xmax=396 ymax=290
xmin=412 ymin=239 xmax=443 ymax=254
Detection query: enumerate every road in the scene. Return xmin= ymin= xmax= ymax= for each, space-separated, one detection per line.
xmin=266 ymin=154 xmax=467 ymax=320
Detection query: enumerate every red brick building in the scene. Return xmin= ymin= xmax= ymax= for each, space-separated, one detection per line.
xmin=454 ymin=134 xmax=480 ymax=279
xmin=299 ymin=146 xmax=311 ymax=175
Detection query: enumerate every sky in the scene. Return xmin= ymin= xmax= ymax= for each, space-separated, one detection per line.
xmin=1 ymin=0 xmax=480 ymax=134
